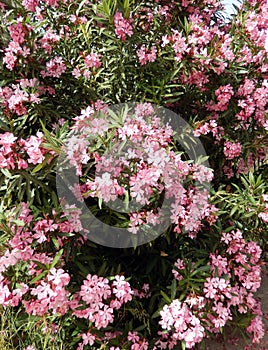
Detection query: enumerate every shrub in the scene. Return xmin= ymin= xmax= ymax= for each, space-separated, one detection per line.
xmin=0 ymin=0 xmax=267 ymax=349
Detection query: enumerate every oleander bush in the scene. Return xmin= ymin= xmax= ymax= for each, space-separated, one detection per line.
xmin=0 ymin=0 xmax=267 ymax=349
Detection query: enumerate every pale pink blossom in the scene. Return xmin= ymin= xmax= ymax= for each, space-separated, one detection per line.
xmin=22 ymin=0 xmax=39 ymax=11
xmin=84 ymin=52 xmax=102 ymax=69
xmin=223 ymin=140 xmax=242 ymax=160
xmin=137 ymin=45 xmax=157 ymax=65
xmin=41 ymin=56 xmax=66 ymax=78
xmin=114 ymin=11 xmax=133 ymax=41
xmin=247 ymin=316 xmax=265 ymax=343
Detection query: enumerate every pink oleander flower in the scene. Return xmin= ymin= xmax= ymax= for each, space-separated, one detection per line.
xmin=8 ymin=21 xmax=32 ymax=44
xmin=29 ymin=274 xmax=70 ymax=316
xmin=159 ymin=299 xmax=205 ymax=348
xmin=66 ymin=135 xmax=90 ymax=176
xmin=262 ymin=194 xmax=268 ymax=202
xmin=135 ymin=103 xmax=155 ymax=117
xmin=47 ymin=268 xmax=70 ymax=287
xmin=81 ymin=331 xmax=96 ymax=346
xmin=180 ymin=69 xmax=209 ymax=89
xmin=22 ymin=0 xmax=39 ymax=12
xmin=71 ymin=273 xmax=134 ymax=330
xmin=114 ymin=11 xmax=133 ymax=41
xmin=210 ymin=253 xmax=228 ymax=276
xmin=193 ymin=120 xmax=218 ymax=137
xmin=0 ymin=277 xmax=12 ymax=305
xmin=131 ymin=338 xmax=149 ymax=350
xmin=6 ymin=85 xmax=29 ymax=115
xmin=33 ymin=218 xmax=58 ymax=243
xmin=128 ymin=331 xmax=140 ymax=343
xmin=41 ymin=56 xmax=66 ymax=78
xmin=212 ymin=301 xmax=232 ymax=328
xmin=80 ymin=274 xmax=111 ymax=304
xmin=137 ymin=45 xmax=157 ymax=65
xmin=23 ymin=346 xmax=36 ymax=350
xmin=3 ymin=50 xmax=18 ymax=71
xmin=39 ymin=30 xmax=60 ymax=54
xmin=171 ymin=29 xmax=188 ymax=61
xmin=207 ymin=84 xmax=234 ymax=112
xmin=258 ymin=211 xmax=268 ymax=223
xmin=247 ymin=315 xmax=265 ymax=344
xmin=133 ymin=283 xmax=151 ymax=299
xmin=192 ymin=164 xmax=214 ymax=183
xmin=0 ymin=131 xmax=52 ymax=170
xmin=63 ymin=204 xmax=83 ymax=233
xmin=69 ymin=103 xmax=216 ymax=238
xmin=95 ymin=172 xmax=125 ymax=202
xmin=223 ymin=140 xmax=242 ymax=160
xmin=237 ymin=78 xmax=256 ymax=96
xmin=72 ymin=67 xmax=81 ymax=78
xmin=203 ymin=277 xmax=230 ymax=300
xmin=0 ymin=132 xmax=17 ymax=145
xmin=112 ymin=275 xmax=133 ymax=304
xmin=44 ymin=0 xmax=59 ymax=7
xmin=24 ymin=132 xmax=45 ymax=165
xmin=84 ymin=52 xmax=102 ymax=69
xmin=172 ymin=258 xmax=185 ymax=281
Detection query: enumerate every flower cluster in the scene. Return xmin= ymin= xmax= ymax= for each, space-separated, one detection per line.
xmin=114 ymin=11 xmax=134 ymax=41
xmin=0 ymin=0 xmax=267 ymax=348
xmin=41 ymin=56 xmax=67 ymax=78
xmin=137 ymin=45 xmax=157 ymax=65
xmin=0 ymin=78 xmax=48 ymax=116
xmin=0 ymin=131 xmax=52 ymax=170
xmin=66 ymin=103 xmax=216 ymax=238
xmin=159 ymin=229 xmax=264 ymax=348
xmin=3 ymin=20 xmax=32 ymax=70
xmin=24 ymin=267 xmax=70 ymax=316
xmin=258 ymin=194 xmax=268 ymax=223
xmin=71 ymin=274 xmax=133 ymax=330
xmin=0 ymin=205 xmax=70 ymax=314
xmin=207 ymin=84 xmax=234 ymax=112
xmin=160 ymin=299 xmax=205 ymax=348
xmin=0 ymin=204 xmax=134 ymax=348
xmin=72 ymin=52 xmax=102 ymax=79
xmin=223 ymin=140 xmax=242 ymax=160
xmin=206 ymin=230 xmax=264 ymax=342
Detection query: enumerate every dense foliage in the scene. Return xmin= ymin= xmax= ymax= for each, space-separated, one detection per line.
xmin=0 ymin=0 xmax=267 ymax=349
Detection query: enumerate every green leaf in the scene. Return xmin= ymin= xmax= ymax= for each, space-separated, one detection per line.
xmin=255 ymin=174 xmax=263 ymax=187
xmin=135 ymin=325 xmax=146 ymax=332
xmin=98 ymin=261 xmax=107 ymax=275
xmin=170 ymin=279 xmax=177 ymax=300
xmin=247 ymin=195 xmax=256 ymax=205
xmin=12 ymin=219 xmax=25 ymax=226
xmin=240 ymin=176 xmax=249 ymax=189
xmin=190 ymin=264 xmax=211 ymax=277
xmin=1 ymin=168 xmax=13 ymax=178
xmin=30 ymin=270 xmax=48 ymax=284
xmin=160 ymin=290 xmax=171 ymax=303
xmin=51 ymin=249 xmax=63 ymax=268
xmin=145 ymin=256 xmax=158 ymax=274
xmin=230 ymin=206 xmax=238 ymax=217
xmin=248 ymin=171 xmax=255 ymax=185
xmin=51 ymin=235 xmax=60 ymax=249
xmin=76 ymin=0 xmax=89 ymax=15
xmin=75 ymin=261 xmax=90 ymax=276
xmin=151 ymin=310 xmax=161 ymax=319
xmin=98 ymin=197 xmax=103 ymax=209
xmin=243 ymin=211 xmax=255 ymax=218
xmin=32 ymin=260 xmax=48 ymax=270
xmin=31 ymin=153 xmax=52 ymax=174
